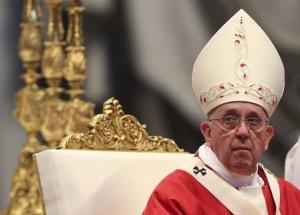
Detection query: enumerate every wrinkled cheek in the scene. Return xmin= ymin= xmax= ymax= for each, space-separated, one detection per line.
xmin=220 ymin=133 xmax=236 ymax=149
xmin=252 ymin=149 xmax=262 ymax=162
xmin=221 ymin=130 xmax=236 ymax=139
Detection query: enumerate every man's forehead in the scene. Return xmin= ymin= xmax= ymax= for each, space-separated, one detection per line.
xmin=209 ymin=102 xmax=268 ymax=117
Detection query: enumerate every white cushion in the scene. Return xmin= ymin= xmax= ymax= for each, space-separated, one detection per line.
xmin=34 ymin=149 xmax=192 ymax=215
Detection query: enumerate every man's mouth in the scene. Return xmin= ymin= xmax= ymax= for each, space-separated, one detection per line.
xmin=232 ymin=147 xmax=251 ymax=152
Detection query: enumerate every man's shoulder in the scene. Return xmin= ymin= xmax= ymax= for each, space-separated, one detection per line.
xmin=152 ymin=169 xmax=205 ymax=194
xmin=277 ymin=177 xmax=300 ymax=195
xmin=157 ymin=169 xmax=197 ymax=188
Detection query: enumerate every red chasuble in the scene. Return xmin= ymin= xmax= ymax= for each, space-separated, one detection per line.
xmin=143 ymin=168 xmax=300 ymax=215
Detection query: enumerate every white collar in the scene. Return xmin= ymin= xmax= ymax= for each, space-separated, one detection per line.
xmin=197 ymin=143 xmax=264 ymax=188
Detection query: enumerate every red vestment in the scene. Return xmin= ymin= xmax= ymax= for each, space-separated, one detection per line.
xmin=143 ymin=168 xmax=300 ymax=215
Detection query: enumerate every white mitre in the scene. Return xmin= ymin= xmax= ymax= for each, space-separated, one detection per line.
xmin=192 ymin=9 xmax=284 ymax=117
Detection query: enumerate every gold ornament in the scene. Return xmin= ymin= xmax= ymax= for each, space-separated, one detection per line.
xmin=59 ymin=98 xmax=183 ymax=152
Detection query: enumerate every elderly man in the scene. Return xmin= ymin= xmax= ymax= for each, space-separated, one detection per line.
xmin=143 ymin=9 xmax=300 ymax=215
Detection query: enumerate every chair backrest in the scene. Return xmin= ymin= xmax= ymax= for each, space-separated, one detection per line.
xmin=35 ymin=150 xmax=191 ymax=215
xmin=34 ymin=98 xmax=190 ymax=215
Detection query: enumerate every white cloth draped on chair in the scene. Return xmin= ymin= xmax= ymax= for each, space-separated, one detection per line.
xmin=34 ymin=149 xmax=191 ymax=215
xmin=285 ymin=137 xmax=300 ymax=189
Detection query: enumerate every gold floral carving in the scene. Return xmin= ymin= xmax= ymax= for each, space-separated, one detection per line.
xmin=59 ymin=98 xmax=184 ymax=152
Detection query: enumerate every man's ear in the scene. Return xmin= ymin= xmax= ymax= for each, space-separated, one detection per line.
xmin=263 ymin=125 xmax=274 ymax=151
xmin=200 ymin=121 xmax=212 ymax=145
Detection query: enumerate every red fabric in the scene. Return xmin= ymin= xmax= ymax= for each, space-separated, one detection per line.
xmin=143 ymin=169 xmax=300 ymax=215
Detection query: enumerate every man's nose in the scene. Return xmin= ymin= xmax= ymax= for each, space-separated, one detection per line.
xmin=235 ymin=120 xmax=250 ymax=141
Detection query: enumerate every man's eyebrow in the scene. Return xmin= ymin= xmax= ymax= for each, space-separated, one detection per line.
xmin=246 ymin=111 xmax=263 ymax=118
xmin=222 ymin=109 xmax=239 ymax=116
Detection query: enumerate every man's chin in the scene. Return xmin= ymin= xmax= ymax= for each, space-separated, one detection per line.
xmin=232 ymin=149 xmax=251 ymax=157
xmin=230 ymin=160 xmax=254 ymax=176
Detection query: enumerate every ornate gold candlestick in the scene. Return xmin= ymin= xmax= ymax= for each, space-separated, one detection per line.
xmin=4 ymin=0 xmax=46 ymax=214
xmin=40 ymin=0 xmax=66 ymax=148
xmin=2 ymin=0 xmax=94 ymax=214
xmin=64 ymin=0 xmax=94 ymax=136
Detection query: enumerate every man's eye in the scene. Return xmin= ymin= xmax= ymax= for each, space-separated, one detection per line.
xmin=223 ymin=117 xmax=237 ymax=124
xmin=247 ymin=118 xmax=260 ymax=124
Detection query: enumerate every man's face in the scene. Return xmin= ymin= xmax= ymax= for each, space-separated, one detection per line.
xmin=200 ymin=102 xmax=274 ymax=176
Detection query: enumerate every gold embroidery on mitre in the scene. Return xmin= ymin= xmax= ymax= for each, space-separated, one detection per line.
xmin=199 ymin=16 xmax=278 ymax=110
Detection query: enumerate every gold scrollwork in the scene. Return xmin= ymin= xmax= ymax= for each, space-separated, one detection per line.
xmin=59 ymin=97 xmax=184 ymax=152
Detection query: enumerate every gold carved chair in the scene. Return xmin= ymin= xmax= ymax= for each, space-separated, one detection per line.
xmin=34 ymin=98 xmax=191 ymax=215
